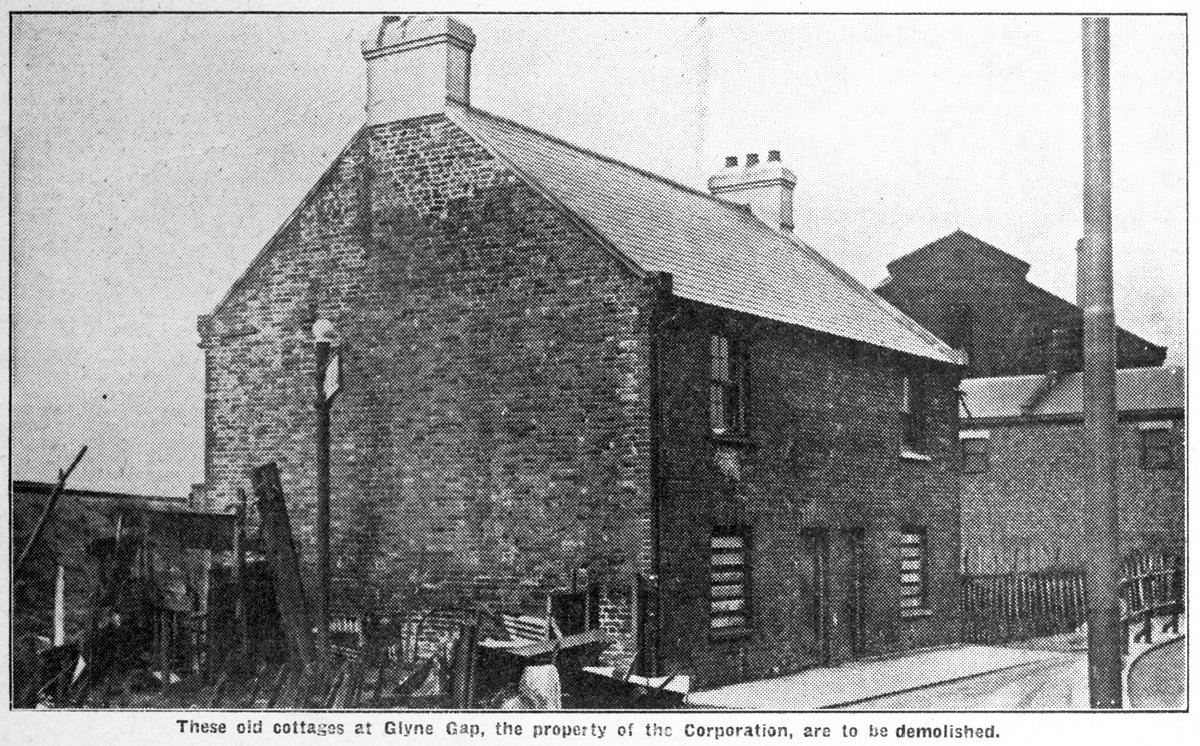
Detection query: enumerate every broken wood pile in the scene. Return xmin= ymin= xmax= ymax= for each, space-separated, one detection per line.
xmin=14 ymin=458 xmax=683 ymax=709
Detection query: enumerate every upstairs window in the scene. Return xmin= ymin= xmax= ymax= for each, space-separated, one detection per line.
xmin=900 ymin=372 xmax=927 ymax=452
xmin=960 ymin=430 xmax=991 ymax=474
xmin=945 ymin=303 xmax=975 ymax=369
xmin=1140 ymin=423 xmax=1176 ymax=470
xmin=899 ymin=527 xmax=928 ymax=617
xmin=710 ymin=528 xmax=751 ymax=635
xmin=710 ymin=335 xmax=748 ymax=435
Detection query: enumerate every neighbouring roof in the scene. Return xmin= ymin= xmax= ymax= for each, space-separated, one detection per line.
xmin=446 ymin=103 xmax=965 ymax=365
xmin=885 ymin=229 xmax=1032 ymax=277
xmin=12 ymin=481 xmax=236 ymax=556
xmin=959 ymin=365 xmax=1185 ymax=422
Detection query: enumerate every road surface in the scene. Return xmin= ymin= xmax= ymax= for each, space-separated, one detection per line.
xmin=838 ymin=653 xmax=1089 ymax=710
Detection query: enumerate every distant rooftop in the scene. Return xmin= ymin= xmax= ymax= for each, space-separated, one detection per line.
xmin=960 ymin=365 xmax=1184 ymax=423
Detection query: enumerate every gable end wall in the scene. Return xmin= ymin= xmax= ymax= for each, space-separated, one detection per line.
xmin=199 ymin=115 xmax=653 ymax=664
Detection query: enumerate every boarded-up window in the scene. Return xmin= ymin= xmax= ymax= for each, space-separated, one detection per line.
xmin=710 ymin=335 xmax=747 ymax=434
xmin=710 ymin=528 xmax=750 ymax=634
xmin=899 ymin=528 xmax=928 ymax=616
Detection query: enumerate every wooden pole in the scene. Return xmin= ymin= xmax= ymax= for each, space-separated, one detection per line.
xmin=234 ymin=488 xmax=250 ymax=657
xmin=315 ymin=337 xmax=332 ymax=657
xmin=15 ymin=446 xmax=87 ymax=573
xmin=53 ymin=563 xmax=66 ymax=646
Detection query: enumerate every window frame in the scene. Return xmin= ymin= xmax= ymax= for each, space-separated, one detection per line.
xmin=898 ymin=527 xmax=929 ymax=618
xmin=900 ymin=370 xmax=928 ymax=454
xmin=960 ymin=430 xmax=991 ymax=474
xmin=1140 ymin=427 xmax=1175 ymax=470
xmin=710 ymin=334 xmax=749 ymax=436
xmin=709 ymin=525 xmax=752 ymax=639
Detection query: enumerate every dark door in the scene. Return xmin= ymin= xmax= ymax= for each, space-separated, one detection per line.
xmin=795 ymin=529 xmax=828 ymax=667
xmin=828 ymin=528 xmax=865 ymax=663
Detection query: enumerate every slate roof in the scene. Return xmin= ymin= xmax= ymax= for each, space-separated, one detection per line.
xmin=447 ymin=103 xmax=965 ymax=365
xmin=959 ymin=365 xmax=1185 ymax=422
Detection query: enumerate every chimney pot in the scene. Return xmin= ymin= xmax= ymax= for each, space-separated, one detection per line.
xmin=708 ymin=149 xmax=797 ymax=233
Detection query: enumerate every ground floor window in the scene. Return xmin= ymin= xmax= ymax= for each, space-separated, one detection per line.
xmin=899 ymin=527 xmax=928 ymax=617
xmin=1139 ymin=422 xmax=1176 ymax=470
xmin=710 ymin=527 xmax=750 ymax=635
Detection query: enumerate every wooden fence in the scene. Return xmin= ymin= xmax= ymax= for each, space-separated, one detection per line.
xmin=1120 ymin=552 xmax=1184 ymax=651
xmin=961 ymin=551 xmax=1183 ymax=646
xmin=962 ymin=570 xmax=1088 ymax=644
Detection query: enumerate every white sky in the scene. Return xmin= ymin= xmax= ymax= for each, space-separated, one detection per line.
xmin=8 ymin=12 xmax=1186 ymax=495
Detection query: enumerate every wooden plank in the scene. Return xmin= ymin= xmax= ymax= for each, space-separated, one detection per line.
xmin=15 ymin=446 xmax=88 ymax=573
xmin=234 ymin=489 xmax=250 ymax=656
xmin=251 ymin=463 xmax=316 ymax=665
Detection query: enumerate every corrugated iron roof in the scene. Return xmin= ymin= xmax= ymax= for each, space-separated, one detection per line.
xmin=447 ymin=103 xmax=965 ymax=365
xmin=960 ymin=365 xmax=1185 ymax=421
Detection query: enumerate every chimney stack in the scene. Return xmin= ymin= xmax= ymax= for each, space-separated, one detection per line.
xmin=362 ymin=15 xmax=476 ymax=126
xmin=708 ymin=150 xmax=797 ymax=233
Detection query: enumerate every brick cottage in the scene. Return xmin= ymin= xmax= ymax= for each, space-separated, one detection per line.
xmin=198 ymin=15 xmax=967 ymax=687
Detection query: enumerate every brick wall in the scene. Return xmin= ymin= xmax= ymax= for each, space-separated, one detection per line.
xmin=199 ymin=114 xmax=653 ymax=661
xmin=961 ymin=417 xmax=1184 ymax=570
xmin=653 ymin=300 xmax=962 ymax=688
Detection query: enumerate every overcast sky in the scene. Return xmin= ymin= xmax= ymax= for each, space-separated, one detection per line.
xmin=9 ymin=13 xmax=1186 ymax=494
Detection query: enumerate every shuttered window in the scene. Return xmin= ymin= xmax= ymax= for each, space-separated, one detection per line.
xmin=899 ymin=528 xmax=928 ymax=616
xmin=710 ymin=529 xmax=750 ymax=635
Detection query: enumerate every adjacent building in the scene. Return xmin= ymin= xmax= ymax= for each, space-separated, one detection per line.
xmin=876 ymin=230 xmax=1166 ymax=378
xmin=958 ymin=366 xmax=1184 ymax=569
xmin=198 ymin=15 xmax=967 ymax=687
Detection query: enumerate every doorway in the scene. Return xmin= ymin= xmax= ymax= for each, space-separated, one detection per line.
xmin=797 ymin=528 xmax=864 ymax=667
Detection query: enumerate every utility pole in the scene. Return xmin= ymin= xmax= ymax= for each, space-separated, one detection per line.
xmin=1079 ymin=15 xmax=1123 ymax=709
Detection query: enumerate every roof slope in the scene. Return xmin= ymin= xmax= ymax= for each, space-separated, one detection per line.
xmin=885 ymin=230 xmax=1032 ymax=277
xmin=960 ymin=365 xmax=1184 ymax=421
xmin=447 ymin=103 xmax=964 ymax=365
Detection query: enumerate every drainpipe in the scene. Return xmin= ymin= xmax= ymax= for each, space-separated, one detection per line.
xmin=1080 ymin=15 xmax=1123 ymax=709
xmin=647 ymin=271 xmax=673 ymax=677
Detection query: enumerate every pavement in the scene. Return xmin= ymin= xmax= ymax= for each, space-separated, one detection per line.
xmin=838 ymin=653 xmax=1088 ymax=710
xmin=685 ymin=645 xmax=1071 ymax=710
xmin=687 ymin=612 xmax=1185 ymax=710
xmin=1127 ymin=636 xmax=1186 ymax=709
xmin=1125 ymin=611 xmax=1187 ymax=710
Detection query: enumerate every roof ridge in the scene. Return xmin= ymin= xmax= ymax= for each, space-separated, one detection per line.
xmin=447 ymin=101 xmax=756 ymax=216
xmin=886 ymin=229 xmax=1031 ymax=274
